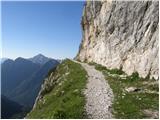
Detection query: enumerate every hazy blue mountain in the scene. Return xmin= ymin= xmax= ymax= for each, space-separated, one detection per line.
xmin=1 ymin=57 xmax=40 ymax=96
xmin=29 ymin=54 xmax=51 ymax=65
xmin=1 ymin=54 xmax=59 ymax=108
xmin=9 ymin=59 xmax=59 ymax=107
xmin=1 ymin=95 xmax=28 ymax=119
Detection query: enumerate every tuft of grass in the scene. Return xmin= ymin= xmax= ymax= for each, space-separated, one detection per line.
xmin=93 ymin=63 xmax=159 ymax=119
xmin=27 ymin=59 xmax=87 ymax=119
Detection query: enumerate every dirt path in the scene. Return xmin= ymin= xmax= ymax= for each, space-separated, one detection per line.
xmin=77 ymin=61 xmax=114 ymax=119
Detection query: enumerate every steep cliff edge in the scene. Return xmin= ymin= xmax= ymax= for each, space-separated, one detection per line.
xmin=76 ymin=1 xmax=159 ymax=79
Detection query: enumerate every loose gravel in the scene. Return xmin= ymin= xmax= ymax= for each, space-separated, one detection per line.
xmin=79 ymin=62 xmax=114 ymax=119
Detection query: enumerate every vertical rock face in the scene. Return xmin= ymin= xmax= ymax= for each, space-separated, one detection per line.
xmin=76 ymin=1 xmax=159 ymax=79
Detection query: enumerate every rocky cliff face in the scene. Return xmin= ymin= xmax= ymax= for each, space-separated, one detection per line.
xmin=76 ymin=1 xmax=159 ymax=79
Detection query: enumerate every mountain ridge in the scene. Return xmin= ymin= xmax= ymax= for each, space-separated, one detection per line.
xmin=1 ymin=54 xmax=60 ymax=118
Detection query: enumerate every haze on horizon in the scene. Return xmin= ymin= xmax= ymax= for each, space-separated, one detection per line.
xmin=2 ymin=1 xmax=84 ymax=60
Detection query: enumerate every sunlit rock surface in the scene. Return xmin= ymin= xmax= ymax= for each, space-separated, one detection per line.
xmin=77 ymin=1 xmax=159 ymax=79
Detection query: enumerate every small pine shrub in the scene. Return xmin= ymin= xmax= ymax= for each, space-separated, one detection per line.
xmin=127 ymin=72 xmax=140 ymax=82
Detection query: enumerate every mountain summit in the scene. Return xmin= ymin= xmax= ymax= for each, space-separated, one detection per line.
xmin=29 ymin=54 xmax=51 ymax=65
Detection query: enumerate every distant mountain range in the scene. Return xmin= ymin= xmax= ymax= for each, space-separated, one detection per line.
xmin=1 ymin=54 xmax=60 ymax=118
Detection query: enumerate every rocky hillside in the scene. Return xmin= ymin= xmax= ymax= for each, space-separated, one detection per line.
xmin=76 ymin=1 xmax=159 ymax=79
xmin=26 ymin=59 xmax=87 ymax=118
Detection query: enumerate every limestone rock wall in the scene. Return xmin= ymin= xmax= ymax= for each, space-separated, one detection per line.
xmin=76 ymin=1 xmax=159 ymax=79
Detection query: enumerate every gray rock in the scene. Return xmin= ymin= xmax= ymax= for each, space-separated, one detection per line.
xmin=125 ymin=87 xmax=140 ymax=92
xmin=143 ymin=109 xmax=159 ymax=119
xmin=76 ymin=1 xmax=159 ymax=80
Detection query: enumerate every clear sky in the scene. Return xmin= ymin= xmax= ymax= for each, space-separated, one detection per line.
xmin=2 ymin=1 xmax=85 ymax=60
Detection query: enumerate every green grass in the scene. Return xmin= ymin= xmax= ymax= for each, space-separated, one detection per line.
xmin=89 ymin=62 xmax=125 ymax=75
xmin=91 ymin=63 xmax=159 ymax=119
xmin=27 ymin=59 xmax=88 ymax=119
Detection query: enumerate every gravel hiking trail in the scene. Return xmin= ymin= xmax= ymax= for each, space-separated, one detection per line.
xmin=74 ymin=60 xmax=114 ymax=119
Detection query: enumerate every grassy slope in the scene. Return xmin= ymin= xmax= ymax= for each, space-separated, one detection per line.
xmin=27 ymin=59 xmax=87 ymax=119
xmin=90 ymin=62 xmax=159 ymax=119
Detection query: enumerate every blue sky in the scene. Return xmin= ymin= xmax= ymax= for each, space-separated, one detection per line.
xmin=2 ymin=1 xmax=85 ymax=59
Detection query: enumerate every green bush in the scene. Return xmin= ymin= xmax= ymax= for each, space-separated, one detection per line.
xmin=107 ymin=68 xmax=125 ymax=75
xmin=127 ymin=72 xmax=140 ymax=82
